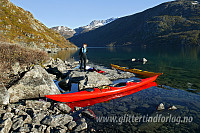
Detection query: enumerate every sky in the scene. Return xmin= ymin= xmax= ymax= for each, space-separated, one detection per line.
xmin=10 ymin=0 xmax=173 ymax=29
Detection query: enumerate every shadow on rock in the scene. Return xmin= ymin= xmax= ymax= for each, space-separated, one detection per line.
xmin=45 ymin=66 xmax=67 ymax=80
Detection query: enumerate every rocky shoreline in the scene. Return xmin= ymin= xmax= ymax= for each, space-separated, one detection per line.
xmin=0 ymin=57 xmax=135 ymax=132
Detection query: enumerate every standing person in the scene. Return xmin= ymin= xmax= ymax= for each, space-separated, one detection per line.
xmin=79 ymin=43 xmax=88 ymax=71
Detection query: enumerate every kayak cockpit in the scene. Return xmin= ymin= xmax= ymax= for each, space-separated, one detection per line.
xmin=110 ymin=82 xmax=127 ymax=87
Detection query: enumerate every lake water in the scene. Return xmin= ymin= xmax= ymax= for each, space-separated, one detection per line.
xmin=52 ymin=46 xmax=200 ymax=132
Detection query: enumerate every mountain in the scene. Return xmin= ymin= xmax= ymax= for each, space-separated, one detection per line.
xmin=51 ymin=26 xmax=76 ymax=39
xmin=51 ymin=18 xmax=117 ymax=39
xmin=69 ymin=0 xmax=200 ymax=47
xmin=0 ymin=0 xmax=76 ymax=49
xmin=74 ymin=18 xmax=117 ymax=35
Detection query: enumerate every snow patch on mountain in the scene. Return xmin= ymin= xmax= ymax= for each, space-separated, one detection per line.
xmin=51 ymin=17 xmax=118 ymax=38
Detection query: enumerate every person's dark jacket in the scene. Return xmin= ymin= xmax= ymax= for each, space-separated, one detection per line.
xmin=79 ymin=47 xmax=88 ymax=57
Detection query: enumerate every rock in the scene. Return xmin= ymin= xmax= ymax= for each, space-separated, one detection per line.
xmin=69 ymin=69 xmax=114 ymax=90
xmin=32 ymin=112 xmax=46 ymax=125
xmin=41 ymin=114 xmax=73 ymax=127
xmin=74 ymin=122 xmax=87 ymax=132
xmin=23 ymin=114 xmax=32 ymax=124
xmin=0 ymin=83 xmax=9 ymax=105
xmin=26 ymin=100 xmax=51 ymax=110
xmin=38 ymin=125 xmax=47 ymax=133
xmin=157 ymin=103 xmax=165 ymax=111
xmin=11 ymin=62 xmax=21 ymax=75
xmin=18 ymin=124 xmax=31 ymax=132
xmin=55 ymin=103 xmax=71 ymax=114
xmin=46 ymin=67 xmax=64 ymax=79
xmin=46 ymin=58 xmax=68 ymax=73
xmin=67 ymin=121 xmax=77 ymax=130
xmin=6 ymin=106 xmax=11 ymax=113
xmin=103 ymin=69 xmax=135 ymax=80
xmin=48 ymin=73 xmax=57 ymax=80
xmin=54 ymin=126 xmax=67 ymax=133
xmin=74 ymin=106 xmax=82 ymax=111
xmin=132 ymin=58 xmax=136 ymax=62
xmin=16 ymin=104 xmax=26 ymax=111
xmin=0 ymin=118 xmax=12 ymax=133
xmin=30 ymin=127 xmax=38 ymax=132
xmin=73 ymin=61 xmax=80 ymax=65
xmin=13 ymin=108 xmax=19 ymax=115
xmin=55 ymin=58 xmax=65 ymax=65
xmin=30 ymin=125 xmax=47 ymax=133
xmin=79 ymin=118 xmax=86 ymax=123
xmin=64 ymin=60 xmax=70 ymax=65
xmin=58 ymin=79 xmax=71 ymax=90
xmin=52 ymin=106 xmax=61 ymax=114
xmin=43 ymin=57 xmax=55 ymax=67
xmin=17 ymin=110 xmax=28 ymax=116
xmin=168 ymin=105 xmax=177 ymax=110
xmin=45 ymin=126 xmax=54 ymax=133
xmin=25 ymin=108 xmax=34 ymax=118
xmin=91 ymin=128 xmax=96 ymax=132
xmin=79 ymin=72 xmax=113 ymax=90
xmin=57 ymin=64 xmax=67 ymax=73
xmin=8 ymin=65 xmax=60 ymax=103
xmin=12 ymin=116 xmax=24 ymax=131
xmin=143 ymin=58 xmax=147 ymax=64
xmin=2 ymin=112 xmax=14 ymax=120
xmin=82 ymin=109 xmax=96 ymax=119
xmin=131 ymin=58 xmax=147 ymax=63
xmin=0 ymin=105 xmax=6 ymax=116
xmin=143 ymin=58 xmax=147 ymax=62
xmin=69 ymin=71 xmax=86 ymax=83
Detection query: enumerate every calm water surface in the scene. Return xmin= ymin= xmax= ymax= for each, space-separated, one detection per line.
xmin=53 ymin=46 xmax=200 ymax=132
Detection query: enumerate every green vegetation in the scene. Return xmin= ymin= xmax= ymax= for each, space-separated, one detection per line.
xmin=69 ymin=0 xmax=200 ymax=47
xmin=0 ymin=0 xmax=76 ymax=48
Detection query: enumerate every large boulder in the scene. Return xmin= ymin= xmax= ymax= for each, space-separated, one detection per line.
xmin=0 ymin=83 xmax=9 ymax=105
xmin=103 ymin=69 xmax=135 ymax=80
xmin=80 ymin=72 xmax=113 ymax=90
xmin=8 ymin=65 xmax=60 ymax=103
xmin=69 ymin=71 xmax=113 ymax=90
xmin=45 ymin=58 xmax=68 ymax=73
xmin=69 ymin=71 xmax=86 ymax=83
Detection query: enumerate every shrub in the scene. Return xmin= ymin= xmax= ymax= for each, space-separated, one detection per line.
xmin=0 ymin=42 xmax=49 ymax=87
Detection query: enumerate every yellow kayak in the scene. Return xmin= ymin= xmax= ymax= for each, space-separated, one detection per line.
xmin=111 ymin=64 xmax=163 ymax=77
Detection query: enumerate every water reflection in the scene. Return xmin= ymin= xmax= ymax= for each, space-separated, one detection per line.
xmin=87 ymin=85 xmax=200 ymax=132
xmin=50 ymin=49 xmax=78 ymax=60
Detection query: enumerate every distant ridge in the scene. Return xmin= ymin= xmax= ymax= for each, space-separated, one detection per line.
xmin=69 ymin=0 xmax=200 ymax=47
xmin=51 ymin=18 xmax=117 ymax=39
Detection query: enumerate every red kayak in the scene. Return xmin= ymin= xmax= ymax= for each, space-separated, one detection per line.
xmin=45 ymin=75 xmax=158 ymax=102
xmin=67 ymin=82 xmax=157 ymax=110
